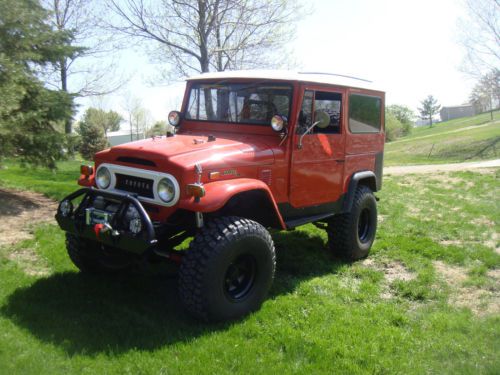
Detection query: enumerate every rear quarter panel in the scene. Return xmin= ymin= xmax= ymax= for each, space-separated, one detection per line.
xmin=343 ymin=88 xmax=385 ymax=193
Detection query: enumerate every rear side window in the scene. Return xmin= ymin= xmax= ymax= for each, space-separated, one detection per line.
xmin=349 ymin=94 xmax=382 ymax=133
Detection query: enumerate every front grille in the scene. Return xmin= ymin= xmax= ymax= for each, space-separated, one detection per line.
xmin=115 ymin=174 xmax=154 ymax=198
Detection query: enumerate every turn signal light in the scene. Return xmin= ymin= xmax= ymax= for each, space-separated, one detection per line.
xmin=80 ymin=165 xmax=94 ymax=177
xmin=209 ymin=171 xmax=220 ymax=180
xmin=186 ymin=183 xmax=206 ymax=198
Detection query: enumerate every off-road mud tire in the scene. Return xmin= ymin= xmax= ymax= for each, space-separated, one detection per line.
xmin=327 ymin=185 xmax=377 ymax=261
xmin=66 ymin=233 xmax=133 ymax=273
xmin=178 ymin=216 xmax=276 ymax=321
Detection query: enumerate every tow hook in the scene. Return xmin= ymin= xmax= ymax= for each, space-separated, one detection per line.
xmin=93 ymin=223 xmax=120 ymax=239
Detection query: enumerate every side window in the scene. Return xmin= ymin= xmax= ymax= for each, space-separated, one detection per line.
xmin=297 ymin=90 xmax=313 ymax=134
xmin=349 ymin=94 xmax=382 ymax=133
xmin=297 ymin=90 xmax=342 ymax=134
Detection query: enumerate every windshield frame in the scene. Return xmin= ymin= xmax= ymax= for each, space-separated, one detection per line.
xmin=183 ymin=81 xmax=294 ymax=127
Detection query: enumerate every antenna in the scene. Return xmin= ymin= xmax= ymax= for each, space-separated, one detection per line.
xmin=298 ymin=71 xmax=372 ymax=83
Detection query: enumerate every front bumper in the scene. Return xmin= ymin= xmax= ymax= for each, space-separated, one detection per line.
xmin=55 ymin=188 xmax=157 ymax=254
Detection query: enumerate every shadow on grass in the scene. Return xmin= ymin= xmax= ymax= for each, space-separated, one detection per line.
xmin=0 ymin=189 xmax=42 ymax=216
xmin=1 ymin=229 xmax=344 ymax=355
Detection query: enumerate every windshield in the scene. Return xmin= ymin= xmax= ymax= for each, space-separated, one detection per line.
xmin=185 ymin=82 xmax=292 ymax=125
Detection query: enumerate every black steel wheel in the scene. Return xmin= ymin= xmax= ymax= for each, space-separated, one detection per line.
xmin=327 ymin=185 xmax=377 ymax=260
xmin=224 ymin=254 xmax=257 ymax=301
xmin=178 ymin=216 xmax=276 ymax=321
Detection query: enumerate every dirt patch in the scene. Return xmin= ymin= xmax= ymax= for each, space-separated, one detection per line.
xmin=471 ymin=216 xmax=496 ymax=227
xmin=0 ymin=188 xmax=58 ymax=247
xmin=424 ymin=175 xmax=470 ymax=189
xmin=434 ymin=261 xmax=500 ymax=316
xmin=485 ymin=232 xmax=500 ymax=254
xmin=439 ymin=240 xmax=463 ymax=247
xmin=407 ymin=206 xmax=421 ymax=216
xmin=362 ymin=258 xmax=416 ymax=299
xmin=6 ymin=248 xmax=50 ymax=276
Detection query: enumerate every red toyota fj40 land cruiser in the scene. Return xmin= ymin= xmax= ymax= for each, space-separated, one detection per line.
xmin=56 ymin=71 xmax=385 ymax=321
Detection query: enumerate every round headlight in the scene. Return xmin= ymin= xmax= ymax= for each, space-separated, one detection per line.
xmin=59 ymin=200 xmax=73 ymax=217
xmin=96 ymin=166 xmax=111 ymax=189
xmin=168 ymin=111 xmax=181 ymax=127
xmin=271 ymin=115 xmax=286 ymax=132
xmin=129 ymin=218 xmax=142 ymax=234
xmin=157 ymin=178 xmax=175 ymax=202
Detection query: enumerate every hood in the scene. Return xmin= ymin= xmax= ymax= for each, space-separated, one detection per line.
xmin=98 ymin=133 xmax=275 ymax=170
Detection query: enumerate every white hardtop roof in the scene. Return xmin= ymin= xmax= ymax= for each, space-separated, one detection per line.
xmin=187 ymin=70 xmax=383 ymax=92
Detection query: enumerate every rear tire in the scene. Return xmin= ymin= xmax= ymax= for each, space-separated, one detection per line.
xmin=178 ymin=216 xmax=276 ymax=321
xmin=327 ymin=185 xmax=377 ymax=261
xmin=66 ymin=233 xmax=134 ymax=273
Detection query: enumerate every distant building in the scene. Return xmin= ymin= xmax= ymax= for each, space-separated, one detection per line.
xmin=107 ymin=130 xmax=144 ymax=147
xmin=440 ymin=105 xmax=475 ymax=122
xmin=415 ymin=118 xmax=435 ymax=127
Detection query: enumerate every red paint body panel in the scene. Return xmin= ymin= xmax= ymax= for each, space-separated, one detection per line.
xmin=290 ymin=85 xmax=346 ymax=207
xmin=85 ymin=77 xmax=384 ymax=227
xmin=179 ymin=178 xmax=286 ymax=229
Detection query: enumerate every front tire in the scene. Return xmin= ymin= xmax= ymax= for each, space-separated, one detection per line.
xmin=178 ymin=216 xmax=276 ymax=321
xmin=327 ymin=185 xmax=377 ymax=261
xmin=66 ymin=233 xmax=134 ymax=273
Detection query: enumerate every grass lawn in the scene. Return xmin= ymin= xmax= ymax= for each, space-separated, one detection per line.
xmin=385 ymin=110 xmax=500 ymax=166
xmin=0 ymin=160 xmax=83 ymax=200
xmin=0 ymin=164 xmax=499 ymax=374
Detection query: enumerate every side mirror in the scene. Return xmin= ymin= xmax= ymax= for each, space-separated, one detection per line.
xmin=270 ymin=114 xmax=287 ymax=132
xmin=314 ymin=110 xmax=330 ymax=129
xmin=168 ymin=111 xmax=182 ymax=127
xmin=298 ymin=110 xmax=330 ymax=149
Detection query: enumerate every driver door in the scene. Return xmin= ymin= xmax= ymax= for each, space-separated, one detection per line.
xmin=289 ymin=87 xmax=346 ymax=208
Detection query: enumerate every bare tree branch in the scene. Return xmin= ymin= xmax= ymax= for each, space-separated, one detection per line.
xmin=104 ymin=0 xmax=305 ymax=80
xmin=459 ymin=0 xmax=500 ymax=77
xmin=41 ymin=0 xmax=128 ymax=131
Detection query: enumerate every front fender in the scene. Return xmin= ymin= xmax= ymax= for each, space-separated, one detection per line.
xmin=178 ymin=178 xmax=286 ymax=229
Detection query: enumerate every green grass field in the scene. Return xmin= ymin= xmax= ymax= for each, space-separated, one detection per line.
xmin=385 ymin=110 xmax=500 ymax=166
xmin=0 ymin=163 xmax=499 ymax=374
xmin=0 ymin=160 xmax=83 ymax=200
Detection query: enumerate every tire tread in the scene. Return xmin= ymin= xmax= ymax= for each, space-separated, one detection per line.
xmin=178 ymin=216 xmax=275 ymax=321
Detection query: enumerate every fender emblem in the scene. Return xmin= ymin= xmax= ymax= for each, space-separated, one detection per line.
xmin=222 ymin=169 xmax=238 ymax=176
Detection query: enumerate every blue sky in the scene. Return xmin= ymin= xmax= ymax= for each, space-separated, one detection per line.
xmin=79 ymin=0 xmax=473 ymax=126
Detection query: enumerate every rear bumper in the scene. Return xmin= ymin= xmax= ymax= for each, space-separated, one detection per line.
xmin=55 ymin=188 xmax=157 ymax=254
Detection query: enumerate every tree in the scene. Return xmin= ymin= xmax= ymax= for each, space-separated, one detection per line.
xmin=469 ymin=68 xmax=500 ymax=119
xmin=0 ymin=0 xmax=79 ymax=168
xmin=123 ymin=96 xmax=152 ymax=141
xmin=146 ymin=120 xmax=175 ymax=137
xmin=385 ymin=111 xmax=404 ymax=142
xmin=105 ymin=0 xmax=303 ymax=79
xmin=77 ymin=113 xmax=109 ymax=160
xmin=386 ymin=104 xmax=414 ymax=136
xmin=459 ymin=0 xmax=499 ymax=77
xmin=41 ymin=0 xmax=125 ymax=134
xmin=80 ymin=107 xmax=123 ymax=136
xmin=418 ymin=95 xmax=441 ymax=128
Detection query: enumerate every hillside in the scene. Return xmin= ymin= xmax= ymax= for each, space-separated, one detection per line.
xmin=384 ymin=111 xmax=500 ymax=166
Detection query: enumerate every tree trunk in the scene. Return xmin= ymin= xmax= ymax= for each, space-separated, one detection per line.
xmin=490 ymin=92 xmax=494 ymax=121
xmin=129 ymin=114 xmax=133 ymax=141
xmin=61 ymin=58 xmax=72 ymax=134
